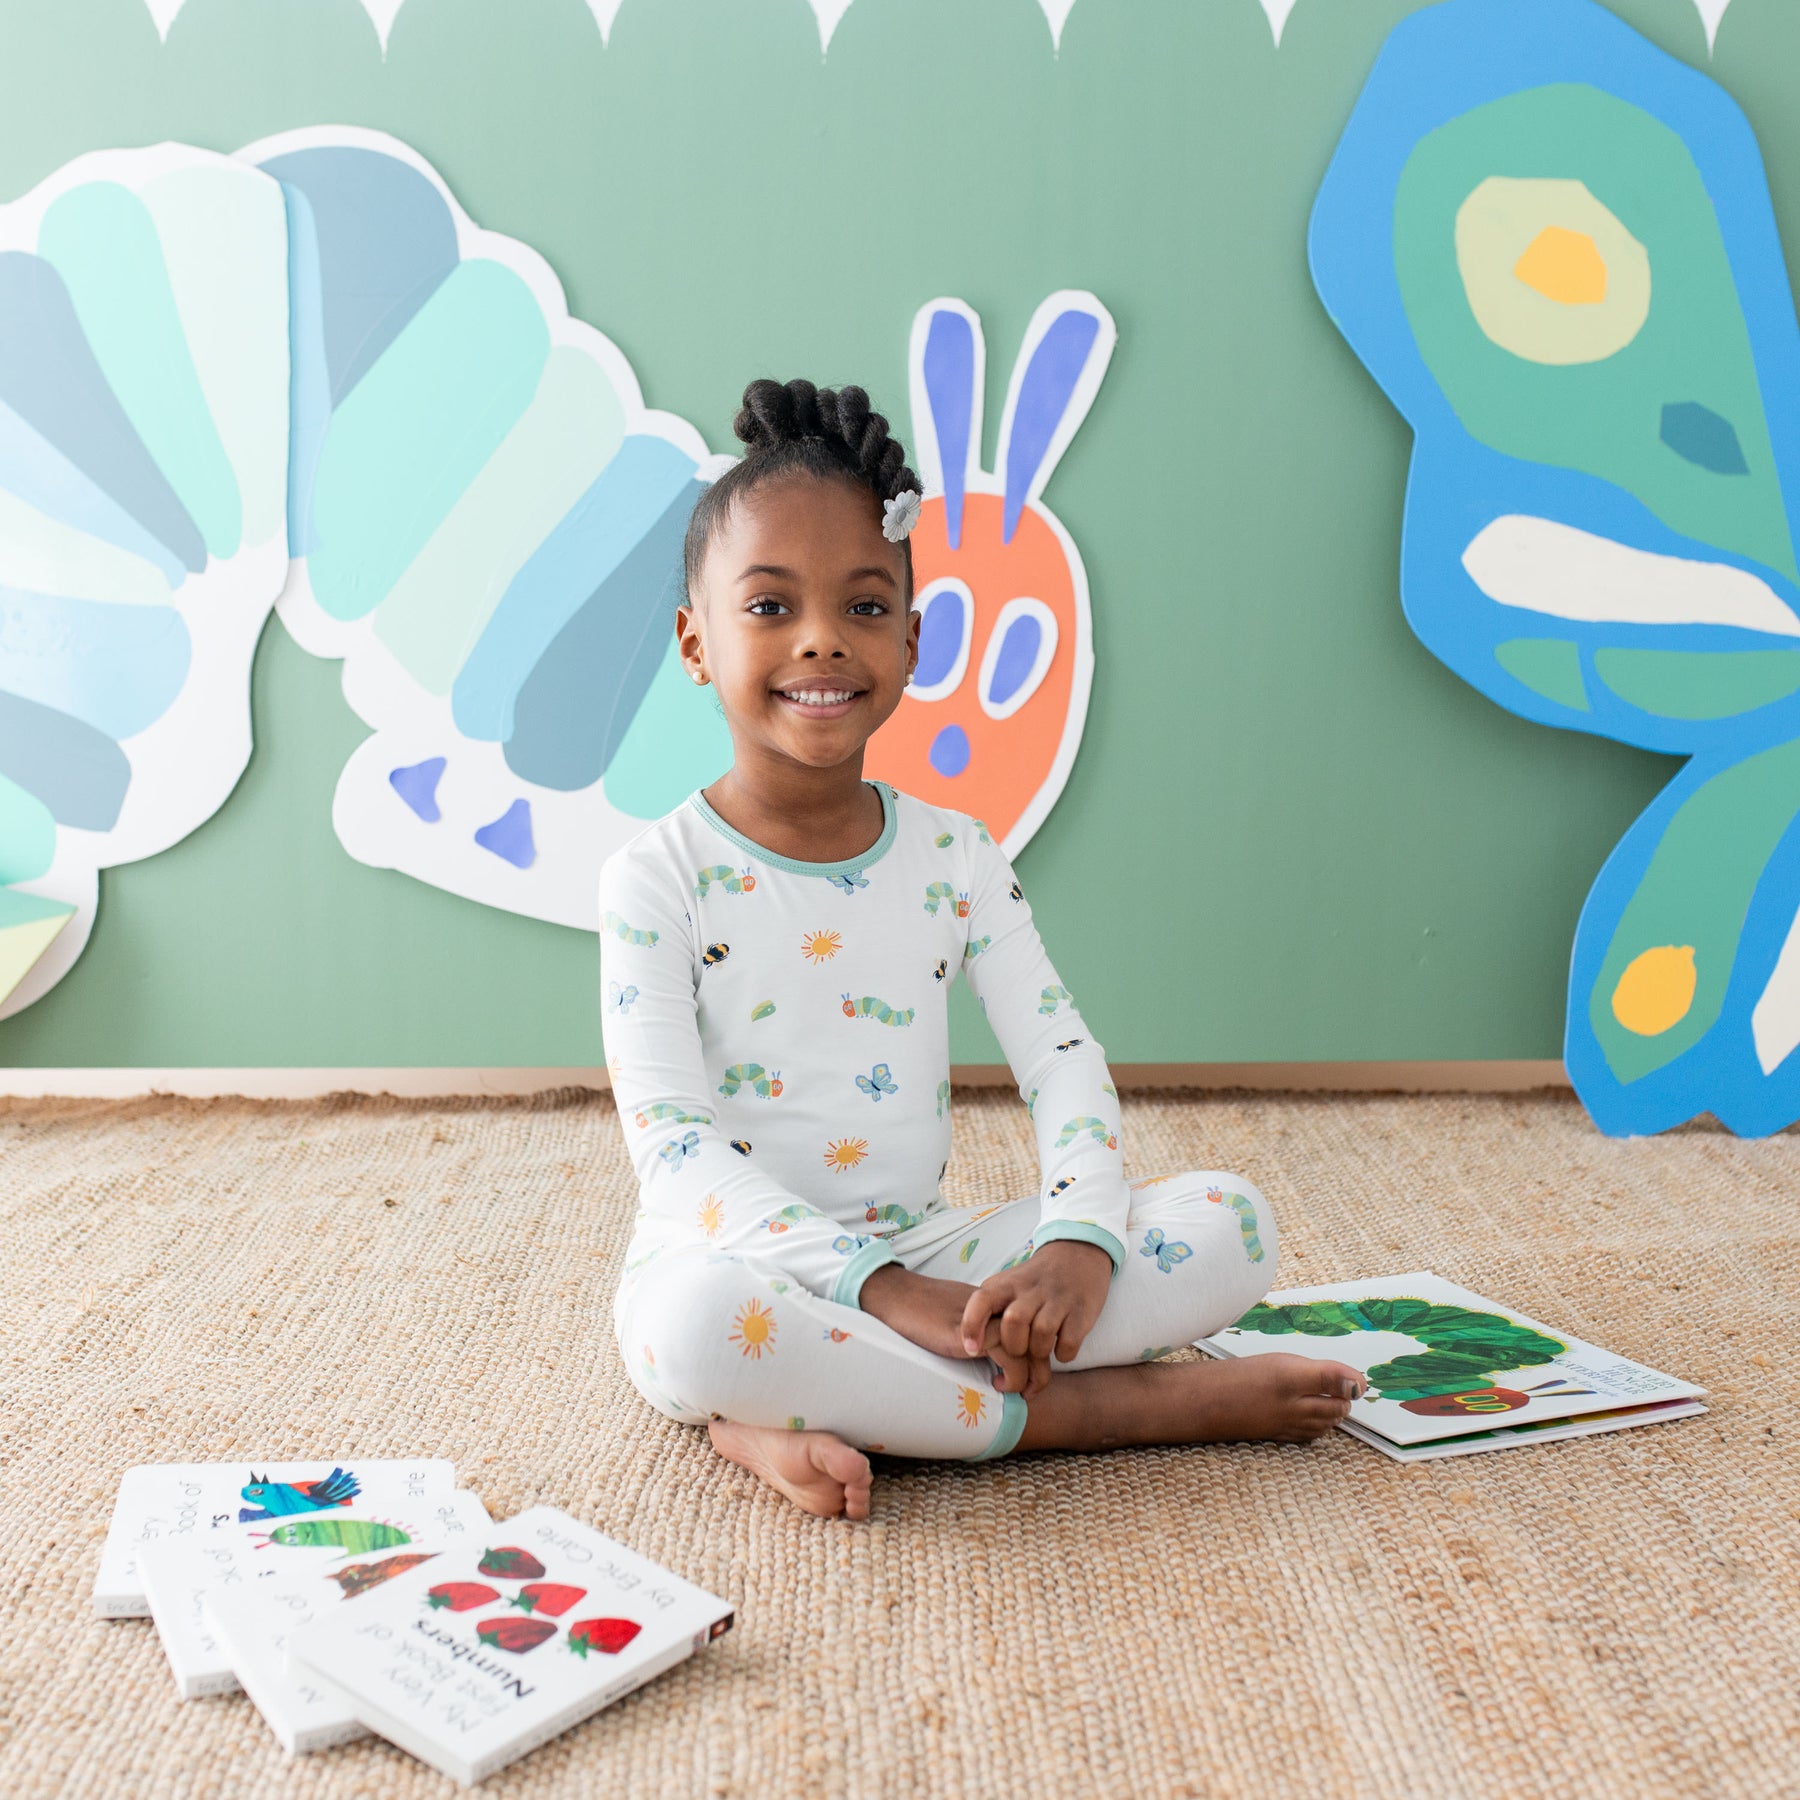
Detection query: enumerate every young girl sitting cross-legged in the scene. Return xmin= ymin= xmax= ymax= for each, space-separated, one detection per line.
xmin=600 ymin=377 xmax=1364 ymax=1519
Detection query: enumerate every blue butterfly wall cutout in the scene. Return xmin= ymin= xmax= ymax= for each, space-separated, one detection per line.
xmin=1312 ymin=0 xmax=1800 ymax=1137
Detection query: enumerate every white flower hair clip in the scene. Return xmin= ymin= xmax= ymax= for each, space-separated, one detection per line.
xmin=881 ymin=489 xmax=923 ymax=542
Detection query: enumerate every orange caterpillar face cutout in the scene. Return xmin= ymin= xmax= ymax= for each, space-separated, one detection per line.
xmin=865 ymin=294 xmax=1115 ymax=853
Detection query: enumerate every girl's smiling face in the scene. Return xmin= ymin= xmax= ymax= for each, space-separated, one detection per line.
xmin=680 ymin=474 xmax=919 ymax=773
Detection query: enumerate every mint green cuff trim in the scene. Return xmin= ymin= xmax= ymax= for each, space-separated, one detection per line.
xmin=690 ymin=782 xmax=897 ymax=879
xmin=835 ymin=1238 xmax=899 ymax=1309
xmin=970 ymin=1390 xmax=1027 ymax=1462
xmin=1033 ymin=1219 xmax=1126 ymax=1274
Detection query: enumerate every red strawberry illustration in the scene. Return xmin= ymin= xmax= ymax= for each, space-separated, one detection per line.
xmin=566 ymin=1617 xmax=641 ymax=1659
xmin=426 ymin=1581 xmax=501 ymax=1613
xmin=476 ymin=1546 xmax=547 ymax=1581
xmin=476 ymin=1615 xmax=557 ymax=1654
xmin=509 ymin=1582 xmax=586 ymax=1617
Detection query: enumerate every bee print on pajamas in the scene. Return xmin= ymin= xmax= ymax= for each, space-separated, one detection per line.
xmin=1049 ymin=1176 xmax=1075 ymax=1195
xmin=842 ymin=995 xmax=915 ymax=1026
xmin=1054 ymin=1039 xmax=1084 ymax=1053
xmin=703 ymin=942 xmax=730 ymax=968
xmin=603 ymin=910 xmax=658 ymax=947
xmin=1209 ymin=1187 xmax=1266 ymax=1263
xmin=696 ymin=865 xmax=756 ymax=899
xmin=932 ymin=959 xmax=948 ymax=982
xmin=1010 ymin=882 xmax=1024 ymax=902
xmin=1038 ymin=984 xmax=1072 ymax=1016
xmin=657 ymin=1131 xmax=700 ymax=1168
xmin=636 ymin=1104 xmax=711 ymax=1127
xmin=855 ymin=1063 xmax=898 ymax=1101
xmin=1056 ymin=1116 xmax=1118 ymax=1150
xmin=826 ymin=871 xmax=869 ymax=895
xmin=608 ymin=980 xmax=640 ymax=1015
xmin=1140 ymin=1228 xmax=1193 ymax=1274
xmin=730 ymin=1139 xmax=753 ymax=1155
xmin=719 ymin=1064 xmax=782 ymax=1098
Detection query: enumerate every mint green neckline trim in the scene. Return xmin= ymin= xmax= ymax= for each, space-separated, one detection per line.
xmin=689 ymin=782 xmax=898 ymax=879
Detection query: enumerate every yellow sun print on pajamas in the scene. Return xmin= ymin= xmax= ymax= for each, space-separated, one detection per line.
xmin=697 ymin=1194 xmax=724 ymax=1237
xmin=957 ymin=1387 xmax=988 ymax=1430
xmin=824 ymin=1136 xmax=869 ymax=1172
xmin=730 ymin=1297 xmax=777 ymax=1359
xmin=802 ymin=929 xmax=843 ymax=964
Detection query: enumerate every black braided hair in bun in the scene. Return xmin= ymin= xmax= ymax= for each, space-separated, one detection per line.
xmin=682 ymin=378 xmax=923 ymax=603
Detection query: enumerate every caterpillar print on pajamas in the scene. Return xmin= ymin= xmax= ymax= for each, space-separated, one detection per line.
xmin=972 ymin=821 xmax=993 ymax=845
xmin=922 ymin=883 xmax=969 ymax=918
xmin=841 ymin=995 xmax=915 ymax=1026
xmin=827 ymin=871 xmax=870 ymax=895
xmin=764 ymin=1204 xmax=817 ymax=1234
xmin=865 ymin=1200 xmax=924 ymax=1233
xmin=1038 ymin=985 xmax=1073 ymax=1016
xmin=1025 ymin=1087 xmax=1038 ymax=1117
xmin=963 ymin=936 xmax=992 ymax=961
xmin=996 ymin=1240 xmax=1035 ymax=1272
xmin=634 ymin=1104 xmax=711 ymax=1128
xmin=602 ymin=910 xmax=658 ymax=947
xmin=719 ymin=1064 xmax=783 ymax=1098
xmin=658 ymin=1131 xmax=701 ymax=1167
xmin=937 ymin=1078 xmax=950 ymax=1118
xmin=1056 ymin=1116 xmax=1118 ymax=1150
xmin=262 ymin=1518 xmax=412 ymax=1553
xmin=696 ymin=865 xmax=757 ymax=899
xmin=1209 ymin=1186 xmax=1266 ymax=1263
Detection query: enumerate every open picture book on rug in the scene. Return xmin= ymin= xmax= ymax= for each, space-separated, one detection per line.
xmin=1197 ymin=1273 xmax=1707 ymax=1463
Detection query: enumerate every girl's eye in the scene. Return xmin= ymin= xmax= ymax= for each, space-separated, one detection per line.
xmin=746 ymin=597 xmax=788 ymax=616
xmin=977 ymin=597 xmax=1059 ymax=720
xmin=906 ymin=579 xmax=973 ymax=701
xmin=849 ymin=599 xmax=887 ymax=616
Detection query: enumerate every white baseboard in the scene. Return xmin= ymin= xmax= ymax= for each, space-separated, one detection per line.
xmin=0 ymin=1061 xmax=1570 ymax=1100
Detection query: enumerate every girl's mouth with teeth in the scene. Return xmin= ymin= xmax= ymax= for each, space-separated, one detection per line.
xmin=776 ymin=686 xmax=864 ymax=717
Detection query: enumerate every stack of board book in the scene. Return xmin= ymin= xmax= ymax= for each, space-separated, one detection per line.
xmin=97 ymin=1461 xmax=733 ymax=1784
xmin=1196 ymin=1272 xmax=1706 ymax=1462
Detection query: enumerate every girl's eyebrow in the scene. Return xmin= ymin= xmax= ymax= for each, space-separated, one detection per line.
xmin=735 ymin=562 xmax=897 ymax=588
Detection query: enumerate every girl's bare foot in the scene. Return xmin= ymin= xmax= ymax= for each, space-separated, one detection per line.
xmin=708 ymin=1420 xmax=874 ymax=1519
xmin=1017 ymin=1351 xmax=1366 ymax=1453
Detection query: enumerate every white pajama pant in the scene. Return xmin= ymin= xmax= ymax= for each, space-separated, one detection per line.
xmin=614 ymin=1171 xmax=1279 ymax=1460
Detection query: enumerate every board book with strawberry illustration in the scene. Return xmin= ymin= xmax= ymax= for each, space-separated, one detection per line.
xmin=287 ymin=1506 xmax=735 ymax=1786
xmin=135 ymin=1492 xmax=491 ymax=1708
xmin=94 ymin=1458 xmax=457 ymax=1617
xmin=1197 ymin=1273 xmax=1706 ymax=1462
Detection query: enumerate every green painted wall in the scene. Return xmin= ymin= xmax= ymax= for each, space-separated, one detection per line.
xmin=3 ymin=0 xmax=1782 ymax=1069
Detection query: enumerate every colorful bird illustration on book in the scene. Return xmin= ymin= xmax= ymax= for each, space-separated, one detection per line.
xmin=238 ymin=1467 xmax=359 ymax=1523
xmin=1313 ymin=0 xmax=1800 ymax=1135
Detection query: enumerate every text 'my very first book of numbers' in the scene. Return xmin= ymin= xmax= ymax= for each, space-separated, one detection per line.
xmin=1197 ymin=1272 xmax=1706 ymax=1462
xmin=288 ymin=1506 xmax=735 ymax=1785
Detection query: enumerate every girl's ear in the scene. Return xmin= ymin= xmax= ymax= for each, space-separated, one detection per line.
xmin=908 ymin=298 xmax=986 ymax=553
xmin=994 ymin=290 xmax=1117 ymax=544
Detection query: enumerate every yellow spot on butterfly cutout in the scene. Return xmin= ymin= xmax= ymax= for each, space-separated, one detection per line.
xmin=1610 ymin=944 xmax=1698 ymax=1036
xmin=802 ymin=928 xmax=842 ymax=964
xmin=729 ymin=1297 xmax=777 ymax=1359
xmin=824 ymin=1136 xmax=869 ymax=1172
xmin=956 ymin=1387 xmax=988 ymax=1429
xmin=698 ymin=1194 xmax=723 ymax=1237
xmin=1513 ymin=226 xmax=1607 ymax=305
xmin=1454 ymin=176 xmax=1649 ymax=365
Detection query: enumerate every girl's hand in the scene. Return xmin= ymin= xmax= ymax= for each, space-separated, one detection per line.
xmin=857 ymin=1266 xmax=1033 ymax=1393
xmin=958 ymin=1242 xmax=1112 ymax=1399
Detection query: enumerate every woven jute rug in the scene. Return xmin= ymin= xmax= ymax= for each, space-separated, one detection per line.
xmin=1 ymin=1086 xmax=1795 ymax=1799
